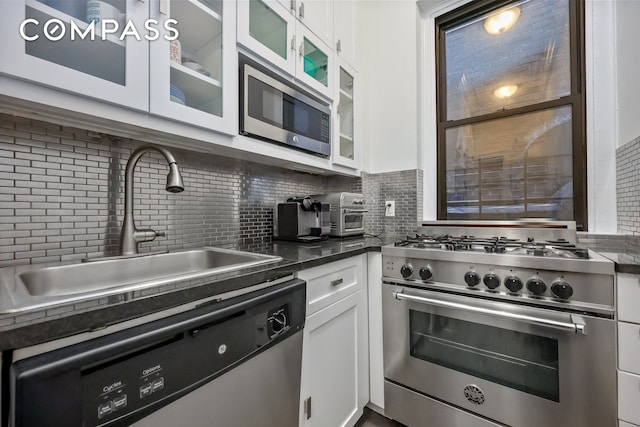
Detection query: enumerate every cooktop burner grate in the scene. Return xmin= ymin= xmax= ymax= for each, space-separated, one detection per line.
xmin=395 ymin=234 xmax=590 ymax=259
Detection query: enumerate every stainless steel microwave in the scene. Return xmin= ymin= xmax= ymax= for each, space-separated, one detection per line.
xmin=240 ymin=63 xmax=331 ymax=157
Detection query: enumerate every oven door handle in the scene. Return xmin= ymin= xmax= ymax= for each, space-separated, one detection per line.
xmin=343 ymin=209 xmax=368 ymax=213
xmin=393 ymin=291 xmax=587 ymax=335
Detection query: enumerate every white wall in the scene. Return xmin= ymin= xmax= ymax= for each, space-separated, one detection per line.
xmin=358 ymin=0 xmax=622 ymax=232
xmin=584 ymin=0 xmax=617 ymax=233
xmin=359 ymin=0 xmax=419 ymax=174
xmin=615 ymin=0 xmax=640 ymax=148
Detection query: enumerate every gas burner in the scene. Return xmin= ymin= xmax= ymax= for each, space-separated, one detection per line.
xmin=394 ymin=233 xmax=590 ymax=259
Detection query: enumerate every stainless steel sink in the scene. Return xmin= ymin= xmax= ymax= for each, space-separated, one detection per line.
xmin=18 ymin=248 xmax=282 ymax=298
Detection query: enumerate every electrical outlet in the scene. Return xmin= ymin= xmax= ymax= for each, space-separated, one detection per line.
xmin=385 ymin=201 xmax=395 ymax=217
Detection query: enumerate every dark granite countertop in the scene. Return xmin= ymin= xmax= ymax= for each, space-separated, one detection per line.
xmin=578 ymin=232 xmax=640 ymax=274
xmin=0 ymin=236 xmax=389 ymax=351
xmin=593 ymin=250 xmax=640 ymax=274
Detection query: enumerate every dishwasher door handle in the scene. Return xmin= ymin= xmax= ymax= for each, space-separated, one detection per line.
xmin=393 ymin=291 xmax=587 ymax=335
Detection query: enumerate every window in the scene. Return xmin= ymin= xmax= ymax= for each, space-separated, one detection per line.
xmin=436 ymin=0 xmax=586 ymax=229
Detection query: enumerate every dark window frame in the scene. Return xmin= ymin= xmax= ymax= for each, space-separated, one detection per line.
xmin=435 ymin=0 xmax=587 ymax=230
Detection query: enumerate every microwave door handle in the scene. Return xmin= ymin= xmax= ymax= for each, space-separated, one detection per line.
xmin=393 ymin=291 xmax=587 ymax=335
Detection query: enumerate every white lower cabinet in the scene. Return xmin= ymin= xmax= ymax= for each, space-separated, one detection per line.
xmin=618 ymin=273 xmax=640 ymax=426
xmin=297 ymin=255 xmax=369 ymax=427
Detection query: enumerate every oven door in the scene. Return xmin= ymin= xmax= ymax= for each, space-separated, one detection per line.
xmin=338 ymin=209 xmax=366 ymax=236
xmin=382 ymin=283 xmax=616 ymax=427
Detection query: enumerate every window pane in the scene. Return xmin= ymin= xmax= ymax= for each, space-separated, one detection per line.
xmin=445 ymin=106 xmax=574 ymax=220
xmin=445 ymin=0 xmax=571 ymax=121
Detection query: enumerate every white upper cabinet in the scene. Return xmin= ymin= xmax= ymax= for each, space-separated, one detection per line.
xmin=237 ymin=0 xmax=296 ymax=76
xmin=149 ymin=0 xmax=237 ymax=134
xmin=296 ymin=0 xmax=333 ymax=47
xmin=0 ymin=0 xmax=150 ymax=111
xmin=333 ymin=0 xmax=356 ymax=67
xmin=333 ymin=57 xmax=360 ymax=169
xmin=237 ymin=0 xmax=333 ymax=99
xmin=0 ymin=0 xmax=237 ymax=135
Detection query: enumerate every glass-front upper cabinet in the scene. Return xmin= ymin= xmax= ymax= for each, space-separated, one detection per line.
xmin=0 ymin=0 xmax=149 ymax=111
xmin=237 ymin=0 xmax=296 ymax=76
xmin=333 ymin=59 xmax=359 ymax=169
xmin=149 ymin=0 xmax=236 ymax=134
xmin=237 ymin=0 xmax=332 ymax=99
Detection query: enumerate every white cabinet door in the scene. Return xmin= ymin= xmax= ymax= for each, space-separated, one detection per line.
xmin=619 ymin=371 xmax=640 ymax=426
xmin=618 ymin=273 xmax=640 ymax=323
xmin=300 ymin=290 xmax=368 ymax=427
xmin=149 ymin=0 xmax=237 ymax=134
xmin=238 ymin=0 xmax=333 ymax=99
xmin=296 ymin=0 xmax=333 ymax=48
xmin=0 ymin=0 xmax=149 ymax=111
xmin=333 ymin=0 xmax=356 ymax=67
xmin=332 ymin=57 xmax=360 ymax=169
xmin=295 ymin=20 xmax=333 ymax=99
xmin=619 ymin=321 xmax=640 ymax=375
xmin=237 ymin=0 xmax=296 ymax=76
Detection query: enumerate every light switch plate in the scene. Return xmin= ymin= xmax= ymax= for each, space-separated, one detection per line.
xmin=385 ymin=201 xmax=395 ymax=217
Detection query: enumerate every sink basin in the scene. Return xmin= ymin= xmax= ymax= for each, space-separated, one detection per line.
xmin=18 ymin=248 xmax=282 ymax=297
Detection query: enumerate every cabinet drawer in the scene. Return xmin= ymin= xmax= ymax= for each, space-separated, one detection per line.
xmin=297 ymin=255 xmax=364 ymax=316
xmin=618 ymin=274 xmax=640 ymax=323
xmin=620 ymin=322 xmax=640 ymax=374
xmin=619 ymin=371 xmax=640 ymax=425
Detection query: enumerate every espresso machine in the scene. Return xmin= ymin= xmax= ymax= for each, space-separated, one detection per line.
xmin=274 ymin=196 xmax=330 ymax=242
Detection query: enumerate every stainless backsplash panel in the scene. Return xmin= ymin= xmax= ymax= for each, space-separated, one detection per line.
xmin=362 ymin=169 xmax=423 ymax=239
xmin=0 ymin=113 xmax=360 ymax=266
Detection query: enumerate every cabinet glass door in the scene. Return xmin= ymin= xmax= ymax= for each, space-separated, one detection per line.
xmin=149 ymin=0 xmax=237 ymax=134
xmin=333 ymin=60 xmax=358 ymax=169
xmin=0 ymin=0 xmax=149 ymax=110
xmin=237 ymin=0 xmax=295 ymax=76
xmin=27 ymin=0 xmax=129 ymax=84
xmin=296 ymin=24 xmax=331 ymax=98
xmin=338 ymin=67 xmax=354 ymax=159
xmin=250 ymin=0 xmax=288 ymax=59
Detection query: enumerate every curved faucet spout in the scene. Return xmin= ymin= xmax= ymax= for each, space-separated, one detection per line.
xmin=120 ymin=145 xmax=185 ymax=256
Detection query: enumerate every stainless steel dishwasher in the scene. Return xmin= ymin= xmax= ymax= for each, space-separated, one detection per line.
xmin=7 ymin=278 xmax=305 ymax=427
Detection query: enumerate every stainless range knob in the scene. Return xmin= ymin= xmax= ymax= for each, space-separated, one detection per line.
xmin=483 ymin=273 xmax=500 ymax=290
xmin=419 ymin=266 xmax=433 ymax=281
xmin=504 ymin=276 xmax=523 ymax=293
xmin=400 ymin=264 xmax=414 ymax=279
xmin=464 ymin=271 xmax=480 ymax=287
xmin=551 ymin=280 xmax=573 ymax=300
xmin=526 ymin=278 xmax=547 ymax=296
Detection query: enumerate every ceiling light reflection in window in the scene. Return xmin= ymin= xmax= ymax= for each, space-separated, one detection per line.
xmin=494 ymin=84 xmax=518 ymax=98
xmin=484 ymin=7 xmax=521 ymax=34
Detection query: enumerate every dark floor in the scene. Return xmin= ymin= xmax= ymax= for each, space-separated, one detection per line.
xmin=355 ymin=407 xmax=405 ymax=427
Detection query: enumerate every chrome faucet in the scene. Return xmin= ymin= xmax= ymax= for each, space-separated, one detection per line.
xmin=119 ymin=145 xmax=184 ymax=256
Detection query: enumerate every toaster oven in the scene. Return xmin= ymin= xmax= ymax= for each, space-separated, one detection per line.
xmin=311 ymin=193 xmax=366 ymax=237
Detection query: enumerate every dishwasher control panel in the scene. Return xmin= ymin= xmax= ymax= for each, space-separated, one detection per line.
xmin=10 ymin=279 xmax=306 ymax=427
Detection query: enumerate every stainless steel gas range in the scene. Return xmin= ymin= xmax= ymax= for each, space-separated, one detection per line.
xmin=382 ymin=221 xmax=616 ymax=427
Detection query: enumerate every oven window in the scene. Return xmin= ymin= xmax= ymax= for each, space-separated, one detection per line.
xmin=409 ymin=310 xmax=559 ymax=401
xmin=344 ymin=214 xmax=362 ymax=230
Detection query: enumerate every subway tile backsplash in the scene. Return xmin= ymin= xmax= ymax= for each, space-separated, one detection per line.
xmin=362 ymin=169 xmax=423 ymax=238
xmin=0 ymin=113 xmax=363 ymax=266
xmin=617 ymin=136 xmax=640 ymax=235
